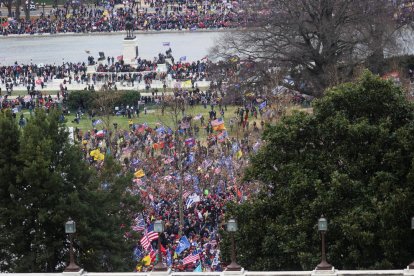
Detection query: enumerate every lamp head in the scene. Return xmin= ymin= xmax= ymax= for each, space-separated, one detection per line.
xmin=154 ymin=220 xmax=164 ymax=233
xmin=65 ymin=218 xmax=76 ymax=234
xmin=227 ymin=218 xmax=238 ymax=232
xmin=318 ymin=215 xmax=327 ymax=232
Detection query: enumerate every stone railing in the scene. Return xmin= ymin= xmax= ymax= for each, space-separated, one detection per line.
xmin=3 ymin=268 xmax=414 ymax=276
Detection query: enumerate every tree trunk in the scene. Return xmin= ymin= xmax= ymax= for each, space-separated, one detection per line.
xmin=7 ymin=0 xmax=13 ymax=17
xmin=15 ymin=0 xmax=21 ymax=19
xmin=367 ymin=47 xmax=385 ymax=75
xmin=23 ymin=3 xmax=30 ymax=21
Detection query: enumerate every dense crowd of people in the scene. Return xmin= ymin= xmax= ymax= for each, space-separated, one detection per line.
xmin=0 ymin=71 xmax=273 ymax=270
xmin=0 ymin=49 xmax=209 ymax=94
xmin=0 ymin=0 xmax=253 ymax=35
xmin=73 ymin=98 xmax=267 ymax=271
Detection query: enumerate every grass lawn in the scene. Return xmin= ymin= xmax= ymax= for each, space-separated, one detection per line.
xmin=64 ymin=105 xmax=247 ymax=136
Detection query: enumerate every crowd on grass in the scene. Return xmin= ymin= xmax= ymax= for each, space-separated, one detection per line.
xmin=0 ymin=0 xmax=253 ymax=35
xmin=73 ymin=96 xmax=268 ymax=271
xmin=0 ymin=79 xmax=271 ymax=271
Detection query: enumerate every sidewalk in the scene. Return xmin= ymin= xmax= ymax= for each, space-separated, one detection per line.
xmin=1 ymin=78 xmax=211 ymax=97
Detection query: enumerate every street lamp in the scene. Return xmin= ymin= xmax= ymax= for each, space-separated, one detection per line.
xmin=152 ymin=220 xmax=168 ymax=271
xmin=41 ymin=2 xmax=45 ymax=16
xmin=315 ymin=215 xmax=333 ymax=270
xmin=64 ymin=218 xmax=81 ymax=272
xmin=225 ymin=218 xmax=242 ymax=271
xmin=408 ymin=216 xmax=414 ymax=269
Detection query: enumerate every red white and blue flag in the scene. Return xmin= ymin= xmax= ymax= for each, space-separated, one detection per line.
xmin=183 ymin=250 xmax=200 ymax=265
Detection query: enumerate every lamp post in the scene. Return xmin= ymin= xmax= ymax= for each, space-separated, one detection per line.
xmin=226 ymin=218 xmax=242 ymax=271
xmin=41 ymin=2 xmax=45 ymax=16
xmin=408 ymin=216 xmax=414 ymax=269
xmin=64 ymin=218 xmax=81 ymax=272
xmin=153 ymin=220 xmax=168 ymax=271
xmin=316 ymin=215 xmax=332 ymax=270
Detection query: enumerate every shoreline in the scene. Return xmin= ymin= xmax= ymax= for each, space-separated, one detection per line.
xmin=0 ymin=28 xmax=238 ymax=39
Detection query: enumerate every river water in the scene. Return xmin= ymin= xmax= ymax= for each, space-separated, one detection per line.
xmin=0 ymin=31 xmax=224 ymax=65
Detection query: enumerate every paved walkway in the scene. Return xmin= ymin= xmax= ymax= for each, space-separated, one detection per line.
xmin=1 ymin=78 xmax=211 ymax=95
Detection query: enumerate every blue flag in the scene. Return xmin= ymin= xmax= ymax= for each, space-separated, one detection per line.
xmin=93 ymin=119 xmax=103 ymax=127
xmin=166 ymin=249 xmax=172 ymax=266
xmin=133 ymin=247 xmax=143 ymax=261
xmin=175 ymin=236 xmax=191 ymax=255
xmin=194 ymin=263 xmax=202 ymax=272
xmin=259 ymin=101 xmax=267 ymax=110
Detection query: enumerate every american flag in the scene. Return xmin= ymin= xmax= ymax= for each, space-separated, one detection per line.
xmin=149 ymin=247 xmax=157 ymax=261
xmin=183 ymin=251 xmax=200 ymax=265
xmin=132 ymin=216 xmax=146 ymax=232
xmin=146 ymin=224 xmax=159 ymax=242
xmin=140 ymin=225 xmax=159 ymax=250
xmin=183 ymin=191 xmax=192 ymax=199
xmin=140 ymin=234 xmax=151 ymax=250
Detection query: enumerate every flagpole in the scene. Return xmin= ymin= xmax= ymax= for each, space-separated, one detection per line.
xmin=176 ymin=135 xmax=184 ymax=236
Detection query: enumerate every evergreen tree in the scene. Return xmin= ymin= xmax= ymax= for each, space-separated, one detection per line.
xmin=0 ymin=109 xmax=141 ymax=272
xmin=225 ymin=72 xmax=414 ymax=270
xmin=0 ymin=110 xmax=21 ymax=271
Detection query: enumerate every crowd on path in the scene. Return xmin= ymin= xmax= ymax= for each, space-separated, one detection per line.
xmin=0 ymin=49 xmax=209 ymax=94
xmin=0 ymin=0 xmax=253 ymax=35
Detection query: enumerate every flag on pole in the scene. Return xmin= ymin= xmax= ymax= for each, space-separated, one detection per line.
xmin=175 ymin=236 xmax=191 ymax=255
xmin=211 ymin=118 xmax=225 ymax=131
xmin=186 ymin=194 xmax=200 ymax=209
xmin=194 ymin=263 xmax=202 ymax=272
xmin=166 ymin=249 xmax=172 ymax=266
xmin=146 ymin=224 xmax=159 ymax=241
xmin=140 ymin=234 xmax=151 ymax=250
xmin=162 ymin=42 xmax=170 ymax=46
xmin=183 ymin=250 xmax=200 ymax=265
xmin=180 ymin=56 xmax=187 ymax=62
xmin=134 ymin=169 xmax=145 ymax=178
xmin=92 ymin=119 xmax=103 ymax=127
xmin=133 ymin=247 xmax=143 ymax=261
xmin=259 ymin=100 xmax=267 ymax=110
xmin=132 ymin=215 xmax=146 ymax=232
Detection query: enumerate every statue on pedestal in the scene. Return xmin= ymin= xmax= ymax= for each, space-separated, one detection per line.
xmin=125 ymin=12 xmax=135 ymax=40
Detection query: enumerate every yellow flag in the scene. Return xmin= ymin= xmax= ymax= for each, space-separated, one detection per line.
xmin=236 ymin=149 xmax=243 ymax=159
xmin=183 ymin=80 xmax=192 ymax=87
xmin=90 ymin=149 xmax=100 ymax=158
xmin=142 ymin=255 xmax=151 ymax=266
xmin=97 ymin=153 xmax=105 ymax=161
xmin=134 ymin=169 xmax=145 ymax=178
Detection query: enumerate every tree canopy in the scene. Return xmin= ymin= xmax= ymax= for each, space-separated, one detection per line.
xmin=224 ymin=72 xmax=414 ymax=270
xmin=0 ymin=109 xmax=142 ymax=272
xmin=212 ymin=0 xmax=408 ymax=96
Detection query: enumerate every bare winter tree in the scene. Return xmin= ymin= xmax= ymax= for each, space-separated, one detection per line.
xmin=1 ymin=0 xmax=14 ymax=17
xmin=211 ymin=0 xmax=409 ymax=96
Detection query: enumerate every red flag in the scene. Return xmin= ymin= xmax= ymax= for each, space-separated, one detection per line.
xmin=160 ymin=243 xmax=167 ymax=254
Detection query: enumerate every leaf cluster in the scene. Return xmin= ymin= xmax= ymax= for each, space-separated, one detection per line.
xmin=225 ymin=72 xmax=414 ymax=270
xmin=0 ymin=109 xmax=142 ymax=272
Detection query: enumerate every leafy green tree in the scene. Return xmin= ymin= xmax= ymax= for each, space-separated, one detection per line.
xmin=0 ymin=109 xmax=142 ymax=272
xmin=225 ymin=72 xmax=414 ymax=270
xmin=0 ymin=110 xmax=21 ymax=272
